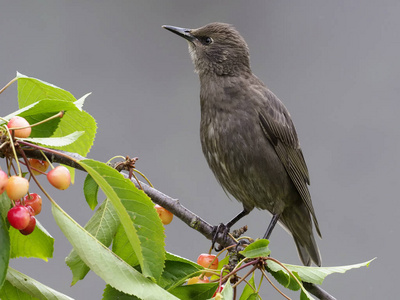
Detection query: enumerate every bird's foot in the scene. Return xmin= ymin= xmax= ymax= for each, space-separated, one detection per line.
xmin=211 ymin=223 xmax=230 ymax=251
xmin=234 ymin=238 xmax=251 ymax=252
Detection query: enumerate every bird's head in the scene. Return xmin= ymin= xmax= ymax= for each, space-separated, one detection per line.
xmin=163 ymin=22 xmax=251 ymax=77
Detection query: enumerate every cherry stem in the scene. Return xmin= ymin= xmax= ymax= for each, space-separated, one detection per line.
xmin=133 ymin=169 xmax=153 ymax=188
xmin=4 ymin=125 xmax=22 ymax=176
xmin=231 ymin=264 xmax=258 ymax=289
xmin=106 ymin=155 xmax=126 ymax=165
xmin=0 ymin=77 xmax=17 ymax=95
xmin=260 ymin=267 xmax=290 ymax=300
xmin=18 ymin=147 xmax=56 ymax=206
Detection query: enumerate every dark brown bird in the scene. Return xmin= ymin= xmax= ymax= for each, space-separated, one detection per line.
xmin=163 ymin=22 xmax=321 ymax=266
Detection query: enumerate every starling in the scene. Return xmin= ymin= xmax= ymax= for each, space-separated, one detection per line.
xmin=163 ymin=22 xmax=321 ymax=266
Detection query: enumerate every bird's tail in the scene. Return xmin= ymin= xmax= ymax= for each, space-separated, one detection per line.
xmin=280 ymin=204 xmax=321 ymax=266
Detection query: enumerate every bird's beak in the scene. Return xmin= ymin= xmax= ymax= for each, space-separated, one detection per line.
xmin=162 ymin=25 xmax=196 ymax=42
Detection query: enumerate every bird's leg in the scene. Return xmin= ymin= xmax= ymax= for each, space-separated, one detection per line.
xmin=262 ymin=213 xmax=280 ymax=239
xmin=212 ymin=208 xmax=250 ymax=249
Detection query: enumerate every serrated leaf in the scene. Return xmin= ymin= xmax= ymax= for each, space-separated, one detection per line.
xmin=266 ymin=258 xmax=375 ymax=285
xmin=240 ymin=239 xmax=271 ymax=258
xmin=103 ymin=285 xmax=140 ymax=300
xmin=166 ymin=252 xmax=202 ymax=269
xmin=83 ymin=174 xmax=99 ymax=210
xmin=52 ymin=202 xmax=177 ymax=300
xmin=159 ymin=256 xmax=201 ymax=289
xmin=0 ymin=267 xmax=73 ymax=300
xmin=77 ymin=159 xmax=165 ymax=282
xmin=66 ymin=198 xmax=119 ymax=285
xmin=16 ymin=74 xmax=96 ymax=156
xmin=74 ymin=93 xmax=91 ymax=110
xmin=169 ymin=282 xmax=218 ymax=300
xmin=17 ymin=72 xmax=76 ymax=108
xmin=0 ymin=198 xmax=10 ymax=289
xmin=22 ymin=131 xmax=85 ymax=147
xmin=9 ymin=221 xmax=54 ymax=261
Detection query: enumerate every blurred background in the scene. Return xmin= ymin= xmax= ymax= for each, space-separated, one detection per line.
xmin=1 ymin=1 xmax=398 ymax=299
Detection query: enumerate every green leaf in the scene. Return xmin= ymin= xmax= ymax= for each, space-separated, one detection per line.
xmin=0 ymin=267 xmax=73 ymax=300
xmin=52 ymin=202 xmax=177 ymax=300
xmin=239 ymin=273 xmax=258 ymax=300
xmin=7 ymin=100 xmax=78 ymax=137
xmin=169 ymin=283 xmax=218 ymax=300
xmin=49 ymin=109 xmax=96 ymax=156
xmin=266 ymin=266 xmax=301 ymax=291
xmin=77 ymin=159 xmax=166 ymax=282
xmin=240 ymin=239 xmax=271 ymax=258
xmin=103 ymin=285 xmax=140 ymax=300
xmin=266 ymin=258 xmax=375 ymax=285
xmin=112 ymin=224 xmax=140 ymax=267
xmin=16 ymin=73 xmax=97 ymax=157
xmin=0 ymin=195 xmax=10 ymax=289
xmin=17 ymin=72 xmax=76 ymax=108
xmin=22 ymin=131 xmax=85 ymax=147
xmin=65 ymin=198 xmax=119 ymax=285
xmin=9 ymin=221 xmax=54 ymax=261
xmin=159 ymin=253 xmax=202 ymax=289
xmin=83 ymin=174 xmax=99 ymax=210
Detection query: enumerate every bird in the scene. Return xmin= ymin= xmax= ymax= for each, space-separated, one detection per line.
xmin=162 ymin=22 xmax=321 ymax=266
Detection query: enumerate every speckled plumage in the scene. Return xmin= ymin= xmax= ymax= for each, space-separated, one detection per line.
xmin=164 ymin=22 xmax=321 ymax=266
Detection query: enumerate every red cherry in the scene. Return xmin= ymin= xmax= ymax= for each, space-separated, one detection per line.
xmin=47 ymin=166 xmax=71 ymax=190
xmin=6 ymin=176 xmax=29 ymax=200
xmin=0 ymin=170 xmax=8 ymax=195
xmin=155 ymin=204 xmax=173 ymax=225
xmin=7 ymin=206 xmax=31 ymax=230
xmin=187 ymin=276 xmax=210 ymax=285
xmin=7 ymin=116 xmax=31 ymax=138
xmin=29 ymin=159 xmax=49 ymax=175
xmin=20 ymin=216 xmax=36 ymax=235
xmin=23 ymin=193 xmax=42 ymax=215
xmin=197 ymin=254 xmax=219 ymax=276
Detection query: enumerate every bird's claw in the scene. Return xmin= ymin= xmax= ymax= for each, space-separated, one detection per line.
xmin=212 ymin=223 xmax=230 ymax=251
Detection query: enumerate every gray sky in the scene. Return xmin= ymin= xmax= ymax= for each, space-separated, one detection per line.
xmin=1 ymin=1 xmax=398 ymax=299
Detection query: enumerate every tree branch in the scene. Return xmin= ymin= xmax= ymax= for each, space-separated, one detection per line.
xmin=15 ymin=146 xmax=335 ymax=300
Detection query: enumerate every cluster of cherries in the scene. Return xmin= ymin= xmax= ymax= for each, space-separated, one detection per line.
xmin=1 ymin=116 xmax=71 ymax=235
xmin=4 ymin=116 xmax=223 ymax=294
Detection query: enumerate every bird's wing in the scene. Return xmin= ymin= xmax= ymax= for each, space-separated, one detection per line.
xmin=253 ymin=85 xmax=321 ymax=237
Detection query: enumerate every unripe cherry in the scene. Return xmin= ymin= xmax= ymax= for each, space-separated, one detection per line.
xmin=197 ymin=253 xmax=219 ymax=276
xmin=155 ymin=204 xmax=173 ymax=225
xmin=7 ymin=116 xmax=31 ymax=138
xmin=47 ymin=166 xmax=71 ymax=190
xmin=6 ymin=176 xmax=29 ymax=200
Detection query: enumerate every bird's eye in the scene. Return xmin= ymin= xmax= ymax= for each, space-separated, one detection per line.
xmin=201 ymin=37 xmax=213 ymax=45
